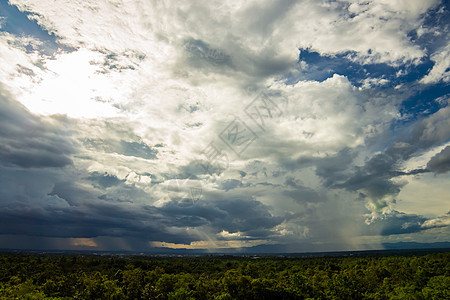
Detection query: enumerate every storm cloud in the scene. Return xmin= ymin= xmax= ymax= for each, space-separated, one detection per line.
xmin=0 ymin=0 xmax=448 ymax=252
xmin=0 ymin=85 xmax=74 ymax=168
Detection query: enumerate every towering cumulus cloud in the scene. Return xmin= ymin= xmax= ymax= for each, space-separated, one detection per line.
xmin=0 ymin=0 xmax=448 ymax=252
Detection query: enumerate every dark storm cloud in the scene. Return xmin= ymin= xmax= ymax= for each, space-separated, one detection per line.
xmin=1 ymin=175 xmax=192 ymax=244
xmin=0 ymin=202 xmax=183 ymax=242
xmin=280 ymin=148 xmax=355 ymax=186
xmin=336 ymin=153 xmax=405 ymax=199
xmin=213 ymin=198 xmax=283 ymax=235
xmin=0 ymin=169 xmax=284 ymax=247
xmin=0 ymin=167 xmax=68 ymax=214
xmin=0 ymin=85 xmax=74 ymax=168
xmin=158 ymin=201 xmax=227 ymax=227
xmin=409 ymin=105 xmax=450 ymax=149
xmin=334 ymin=149 xmax=429 ymax=202
xmin=1 ymin=0 xmax=448 ymax=254
xmin=363 ymin=211 xmax=429 ymax=236
xmin=49 ymin=178 xmax=153 ymax=207
xmin=282 ymin=177 xmax=325 ymax=203
xmin=328 ymin=104 xmax=449 ymax=202
xmin=48 ymin=181 xmax=97 ymax=206
xmin=426 ymin=146 xmax=450 ymax=174
xmin=159 ymin=196 xmax=284 ymax=239
xmin=313 ymin=148 xmax=355 ymax=187
xmin=88 ymin=172 xmax=125 ymax=188
xmin=266 ymin=103 xmax=448 ymax=215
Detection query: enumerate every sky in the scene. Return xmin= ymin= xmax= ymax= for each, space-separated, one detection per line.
xmin=0 ymin=0 xmax=449 ymax=253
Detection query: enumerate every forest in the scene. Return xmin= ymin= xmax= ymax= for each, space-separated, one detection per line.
xmin=0 ymin=251 xmax=448 ymax=299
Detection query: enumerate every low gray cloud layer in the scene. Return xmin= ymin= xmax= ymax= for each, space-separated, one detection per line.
xmin=427 ymin=146 xmax=450 ymax=174
xmin=0 ymin=85 xmax=74 ymax=168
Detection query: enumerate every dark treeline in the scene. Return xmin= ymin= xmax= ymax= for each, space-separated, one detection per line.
xmin=0 ymin=251 xmax=448 ymax=299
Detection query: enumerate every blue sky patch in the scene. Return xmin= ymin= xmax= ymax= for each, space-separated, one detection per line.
xmin=0 ymin=1 xmax=66 ymax=55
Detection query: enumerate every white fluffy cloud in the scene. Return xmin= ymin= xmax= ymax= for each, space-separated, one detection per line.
xmin=420 ymin=43 xmax=450 ymax=84
xmin=0 ymin=0 xmax=448 ymax=251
